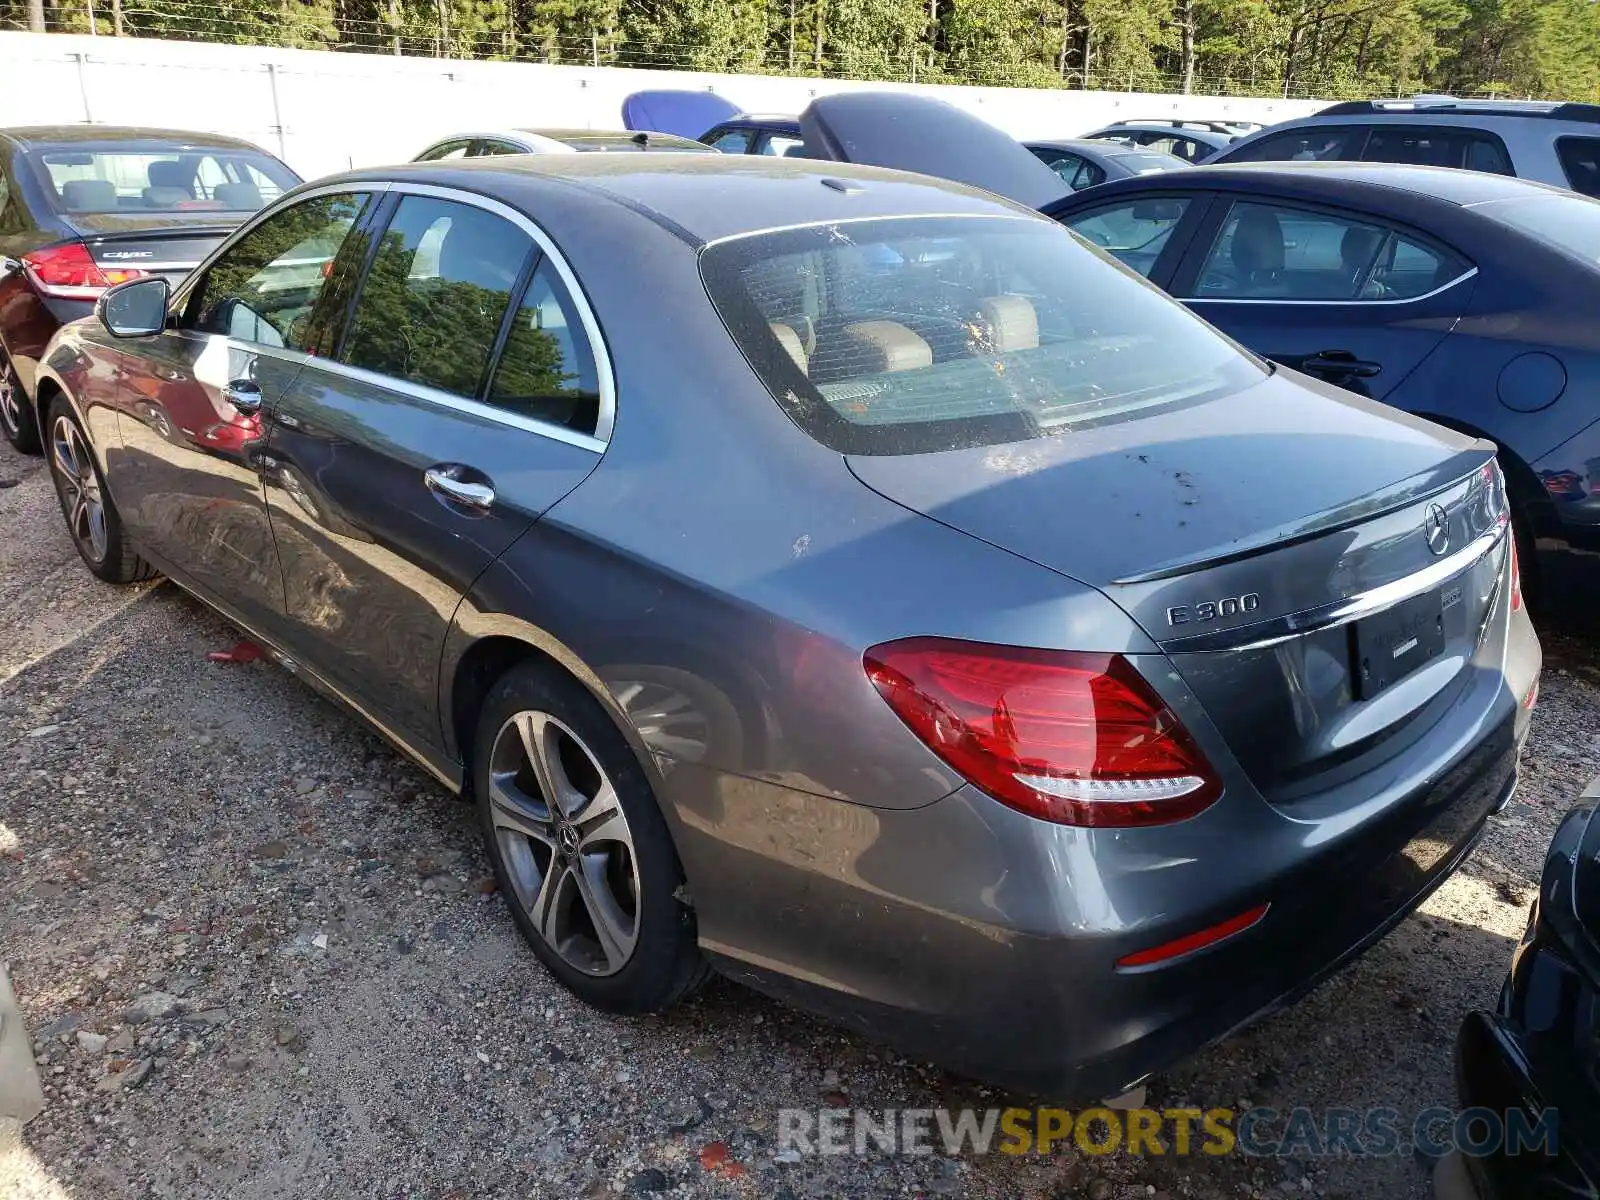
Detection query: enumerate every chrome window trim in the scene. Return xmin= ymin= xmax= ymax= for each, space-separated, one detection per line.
xmin=300 ymin=357 xmax=606 ymax=454
xmin=169 ymin=178 xmax=617 ymax=449
xmin=108 ymin=260 xmax=202 ymax=272
xmin=1160 ymin=525 xmax=1507 ymax=654
xmin=1179 ymin=266 xmax=1478 ymax=307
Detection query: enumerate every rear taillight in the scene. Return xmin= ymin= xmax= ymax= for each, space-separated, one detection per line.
xmin=22 ymin=243 xmax=145 ymax=301
xmin=1509 ymin=536 xmax=1524 ymax=612
xmin=864 ymin=638 xmax=1222 ymax=828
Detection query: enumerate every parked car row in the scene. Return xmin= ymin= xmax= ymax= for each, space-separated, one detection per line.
xmin=1 ymin=84 xmax=1593 ymax=1200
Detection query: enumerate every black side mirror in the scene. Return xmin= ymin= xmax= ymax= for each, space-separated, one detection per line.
xmin=97 ymin=277 xmax=170 ymax=339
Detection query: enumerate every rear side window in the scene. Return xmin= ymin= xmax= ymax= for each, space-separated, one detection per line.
xmin=1191 ymin=201 xmax=1468 ymax=301
xmin=486 ymin=261 xmax=602 ymax=434
xmin=1557 ymin=137 xmax=1600 ymax=197
xmin=1360 ymin=126 xmax=1512 ymax=174
xmin=758 ymin=133 xmax=806 ymax=157
xmin=418 ymin=140 xmax=471 ymax=162
xmin=1064 ymin=197 xmax=1191 ymax=277
xmin=1222 ymin=125 xmax=1365 ymax=162
xmin=342 ymin=195 xmax=531 ymax=398
xmin=700 ymin=215 xmax=1264 ymax=456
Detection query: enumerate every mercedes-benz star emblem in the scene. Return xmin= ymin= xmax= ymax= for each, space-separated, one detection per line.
xmin=558 ymin=825 xmax=580 ymax=857
xmin=1424 ymin=503 xmax=1451 ymax=557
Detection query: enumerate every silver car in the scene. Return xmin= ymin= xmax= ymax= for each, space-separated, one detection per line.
xmin=35 ymin=153 xmax=1540 ymax=1099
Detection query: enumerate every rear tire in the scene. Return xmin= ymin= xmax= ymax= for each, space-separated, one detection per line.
xmin=0 ymin=351 xmax=41 ymax=455
xmin=45 ymin=394 xmax=157 ymax=585
xmin=474 ymin=660 xmax=709 ymax=1014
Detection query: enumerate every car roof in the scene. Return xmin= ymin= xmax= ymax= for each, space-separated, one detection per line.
xmin=0 ymin=125 xmax=267 ymax=152
xmin=329 ymin=153 xmax=1040 ymax=246
xmin=1189 ymin=160 xmax=1562 ymax=204
xmin=1090 ymin=123 xmax=1230 ymax=140
xmin=516 ymin=128 xmax=709 ymax=149
xmin=1316 ymin=98 xmax=1600 ymax=123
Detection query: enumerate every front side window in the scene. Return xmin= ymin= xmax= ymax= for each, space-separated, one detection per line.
xmin=1142 ymin=134 xmax=1201 ymax=161
xmin=1222 ymin=125 xmax=1365 ymax=163
xmin=29 ymin=144 xmax=297 ymax=213
xmin=470 ymin=141 xmax=524 ymax=157
xmin=1191 ymin=201 xmax=1467 ymax=301
xmin=700 ymin=215 xmax=1264 ymax=455
xmin=1557 ymin=137 xmax=1600 ymax=197
xmin=709 ymin=129 xmax=753 ymax=154
xmin=342 ymin=195 xmax=531 ymax=398
xmin=1064 ymin=197 xmax=1190 ymax=277
xmin=487 ymin=261 xmax=601 ymax=434
xmin=1360 ymin=125 xmax=1512 ymax=174
xmin=189 ymin=192 xmax=369 ymax=351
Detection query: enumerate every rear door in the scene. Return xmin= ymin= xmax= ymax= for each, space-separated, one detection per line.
xmin=1171 ymin=195 xmax=1475 ymax=400
xmin=260 ymin=186 xmax=609 ymax=752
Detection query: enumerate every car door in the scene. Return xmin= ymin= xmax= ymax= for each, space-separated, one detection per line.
xmin=260 ymin=187 xmax=609 ymax=752
xmin=1052 ymin=191 xmax=1211 ymax=283
xmin=115 ymin=189 xmax=374 ymax=634
xmin=1168 ymin=196 xmax=1475 ymax=400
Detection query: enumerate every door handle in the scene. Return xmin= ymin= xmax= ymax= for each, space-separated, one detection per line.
xmin=223 ymin=379 xmax=262 ymax=415
xmin=1300 ymin=351 xmax=1381 ymax=379
xmin=424 ymin=465 xmax=495 ymax=511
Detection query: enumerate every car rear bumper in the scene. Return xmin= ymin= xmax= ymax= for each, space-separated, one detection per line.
xmin=695 ymin=702 xmax=1523 ymax=1100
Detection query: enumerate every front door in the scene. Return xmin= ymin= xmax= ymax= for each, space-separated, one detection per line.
xmin=261 ymin=189 xmax=609 ymax=752
xmin=116 ymin=190 xmax=373 ymax=632
xmin=1172 ymin=197 xmax=1474 ymax=401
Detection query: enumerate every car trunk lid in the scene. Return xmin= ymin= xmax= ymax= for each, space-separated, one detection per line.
xmin=62 ymin=212 xmax=242 ymax=287
xmin=846 ymin=369 xmax=1509 ymax=801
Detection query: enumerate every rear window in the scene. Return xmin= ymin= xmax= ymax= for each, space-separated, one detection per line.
xmin=1474 ymin=193 xmax=1600 ymax=265
xmin=27 ymin=143 xmax=299 ymax=214
xmin=700 ymin=215 xmax=1265 ymax=455
xmin=1112 ymin=152 xmax=1187 ymax=174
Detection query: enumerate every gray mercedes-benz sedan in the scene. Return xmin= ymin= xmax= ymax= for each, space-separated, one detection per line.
xmin=34 ymin=153 xmax=1540 ymax=1100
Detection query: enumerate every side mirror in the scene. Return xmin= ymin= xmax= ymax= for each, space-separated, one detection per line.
xmin=97 ymin=276 xmax=170 ymax=339
xmin=0 ymin=256 xmax=19 ymax=282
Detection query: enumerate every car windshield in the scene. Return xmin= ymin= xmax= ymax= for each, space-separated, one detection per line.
xmin=1474 ymin=193 xmax=1600 ymax=265
xmin=28 ymin=143 xmax=300 ymax=214
xmin=700 ymin=214 xmax=1265 ymax=455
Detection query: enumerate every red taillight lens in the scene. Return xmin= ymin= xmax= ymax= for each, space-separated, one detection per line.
xmin=1117 ymin=903 xmax=1270 ymax=969
xmin=864 ymin=638 xmax=1222 ymax=827
xmin=22 ymin=243 xmax=145 ymax=301
xmin=1509 ymin=535 xmax=1524 ymax=612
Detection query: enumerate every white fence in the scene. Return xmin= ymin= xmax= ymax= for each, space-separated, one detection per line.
xmin=0 ymin=31 xmax=1327 ymax=180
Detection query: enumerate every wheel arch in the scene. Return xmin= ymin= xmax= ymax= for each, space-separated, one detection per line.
xmin=441 ymin=617 xmax=669 ymax=807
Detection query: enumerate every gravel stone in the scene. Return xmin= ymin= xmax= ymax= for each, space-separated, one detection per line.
xmin=2 ymin=432 xmax=1596 ymax=1200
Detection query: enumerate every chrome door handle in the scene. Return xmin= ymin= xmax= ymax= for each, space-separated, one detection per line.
xmin=223 ymin=379 xmax=262 ymax=415
xmin=424 ymin=465 xmax=495 ymax=510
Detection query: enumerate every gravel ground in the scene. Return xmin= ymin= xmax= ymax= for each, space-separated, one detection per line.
xmin=3 ymin=432 xmax=1597 ymax=1200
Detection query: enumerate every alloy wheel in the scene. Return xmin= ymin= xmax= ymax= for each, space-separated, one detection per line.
xmin=51 ymin=416 xmax=108 ymax=563
xmin=488 ymin=710 xmax=641 ymax=976
xmin=0 ymin=360 xmax=21 ymax=439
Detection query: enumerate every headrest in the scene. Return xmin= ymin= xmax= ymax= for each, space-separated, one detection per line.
xmin=214 ymin=182 xmax=263 ymax=210
xmin=146 ymin=160 xmax=189 ymax=189
xmin=1231 ymin=208 xmax=1284 ymax=278
xmin=769 ymin=322 xmax=808 ymax=374
xmin=60 ymin=178 xmax=117 ymax=211
xmin=1340 ymin=226 xmax=1383 ymax=274
xmin=976 ymin=295 xmax=1039 ymax=354
xmin=837 ymin=321 xmax=932 ymax=375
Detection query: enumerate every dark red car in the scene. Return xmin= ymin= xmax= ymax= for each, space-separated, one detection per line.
xmin=0 ymin=126 xmax=300 ymax=453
